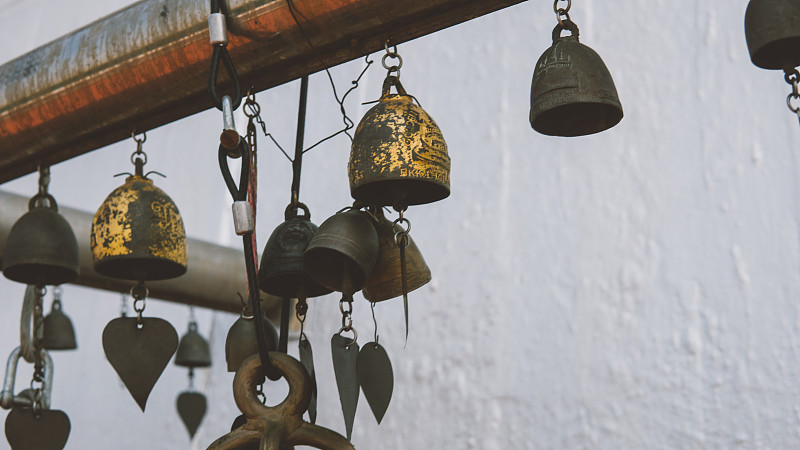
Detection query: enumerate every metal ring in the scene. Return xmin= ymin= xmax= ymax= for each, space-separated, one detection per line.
xmin=337 ymin=326 xmax=358 ymax=347
xmin=130 ymin=283 xmax=149 ymax=300
xmin=784 ymin=68 xmax=800 ymax=85
xmin=130 ymin=151 xmax=148 ymax=166
xmin=788 ymin=93 xmax=800 ymax=113
xmin=131 ymin=130 xmax=146 ymax=144
xmin=393 ymin=217 xmax=411 ymax=234
xmin=556 ymin=9 xmax=571 ymax=27
xmin=382 ymin=52 xmax=403 ymax=71
xmin=553 ymin=0 xmax=571 ymax=14
xmin=133 ymin=298 xmax=146 ymax=313
xmin=339 ymin=297 xmax=353 ymax=315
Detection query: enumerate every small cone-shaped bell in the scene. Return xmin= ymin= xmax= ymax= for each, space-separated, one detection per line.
xmin=363 ymin=209 xmax=431 ymax=302
xmin=43 ymin=300 xmax=77 ymax=351
xmin=303 ymin=209 xmax=379 ymax=293
xmin=258 ymin=203 xmax=332 ymax=298
xmin=91 ymin=173 xmax=187 ymax=281
xmin=225 ymin=313 xmax=279 ymax=372
xmin=349 ymin=76 xmax=451 ymax=208
xmin=3 ymin=195 xmax=79 ymax=286
xmin=745 ymin=0 xmax=800 ymax=70
xmin=530 ymin=20 xmax=623 ymax=137
xmin=175 ymin=322 xmax=211 ymax=368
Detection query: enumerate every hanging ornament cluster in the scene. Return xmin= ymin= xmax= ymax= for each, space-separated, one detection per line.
xmin=174 ymin=308 xmax=211 ymax=440
xmin=529 ymin=0 xmax=623 ymax=136
xmin=745 ymin=0 xmax=800 ymax=126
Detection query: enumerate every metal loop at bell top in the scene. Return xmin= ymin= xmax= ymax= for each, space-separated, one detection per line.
xmin=553 ymin=19 xmax=580 ymax=43
xmin=28 ymin=193 xmax=58 ymax=212
xmin=284 ymin=201 xmax=310 ymax=221
xmin=381 ymin=75 xmax=409 ymax=99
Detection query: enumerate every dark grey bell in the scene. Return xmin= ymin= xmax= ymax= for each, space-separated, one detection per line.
xmin=3 ymin=194 xmax=79 ymax=286
xmin=224 ymin=313 xmax=278 ymax=372
xmin=530 ymin=20 xmax=623 ymax=137
xmin=258 ymin=203 xmax=332 ymax=298
xmin=175 ymin=322 xmax=211 ymax=368
xmin=43 ymin=300 xmax=77 ymax=351
xmin=745 ymin=0 xmax=800 ymax=70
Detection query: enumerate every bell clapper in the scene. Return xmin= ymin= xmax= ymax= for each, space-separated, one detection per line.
xmin=393 ymin=208 xmax=412 ymax=342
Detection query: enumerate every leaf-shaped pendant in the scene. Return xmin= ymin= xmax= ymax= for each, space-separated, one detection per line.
xmin=331 ymin=334 xmax=359 ymax=440
xmin=299 ymin=335 xmax=317 ymax=424
xmin=5 ymin=408 xmax=70 ymax=450
xmin=177 ymin=391 xmax=207 ymax=438
xmin=357 ymin=342 xmax=393 ymax=424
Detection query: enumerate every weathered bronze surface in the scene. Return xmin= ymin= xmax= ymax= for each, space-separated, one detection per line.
xmin=258 ymin=204 xmax=332 ymax=299
xmin=349 ymin=77 xmax=450 ymax=208
xmin=91 ymin=175 xmax=187 ymax=281
xmin=331 ymin=334 xmax=360 ymax=440
xmin=175 ymin=322 xmax=212 ymax=368
xmin=42 ymin=302 xmax=77 ymax=351
xmin=363 ymin=209 xmax=431 ymax=302
xmin=3 ymin=197 xmax=79 ymax=286
xmin=298 ymin=336 xmax=317 ymax=424
xmin=745 ymin=0 xmax=800 ymax=70
xmin=530 ymin=20 xmax=623 ymax=137
xmin=177 ymin=391 xmax=207 ymax=439
xmin=357 ymin=342 xmax=393 ymax=424
xmin=102 ymin=317 xmax=178 ymax=411
xmin=5 ymin=408 xmax=70 ymax=450
xmin=303 ymin=209 xmax=379 ymax=294
xmin=207 ymin=353 xmax=354 ymax=450
xmin=225 ymin=315 xmax=279 ymax=372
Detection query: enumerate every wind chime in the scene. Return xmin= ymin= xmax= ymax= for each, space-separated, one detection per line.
xmin=530 ymin=0 xmax=623 ymax=136
xmin=91 ymin=132 xmax=186 ymax=411
xmin=1 ymin=166 xmax=77 ymax=449
xmin=745 ymin=0 xmax=800 ymax=127
xmin=174 ymin=308 xmax=212 ymax=440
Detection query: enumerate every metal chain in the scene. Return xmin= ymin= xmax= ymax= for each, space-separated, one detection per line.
xmin=370 ymin=302 xmax=379 ymax=345
xmin=130 ymin=131 xmax=148 ymax=168
xmin=130 ymin=282 xmax=148 ymax=327
xmin=785 ymin=68 xmax=800 ymax=126
xmin=296 ymin=297 xmax=309 ymax=340
xmin=382 ymin=41 xmax=403 ymax=80
xmin=32 ymin=286 xmax=45 ymax=385
xmin=338 ymin=295 xmax=354 ymax=332
xmin=554 ymin=0 xmax=571 ymax=26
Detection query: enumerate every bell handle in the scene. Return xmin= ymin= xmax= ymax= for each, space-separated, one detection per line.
xmin=380 ymin=75 xmax=408 ymax=99
xmin=285 ymin=202 xmax=310 ymax=221
xmin=28 ymin=193 xmax=58 ymax=212
xmin=552 ymin=19 xmax=580 ymax=43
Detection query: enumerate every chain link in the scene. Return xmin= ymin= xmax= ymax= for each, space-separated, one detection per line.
xmin=382 ymin=40 xmax=403 ymax=79
xmin=554 ymin=0 xmax=571 ymax=26
xmin=784 ymin=68 xmax=800 ymax=126
xmin=130 ymin=131 xmax=148 ymax=167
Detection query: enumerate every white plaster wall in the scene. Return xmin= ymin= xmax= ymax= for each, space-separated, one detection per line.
xmin=0 ymin=1 xmax=798 ymax=449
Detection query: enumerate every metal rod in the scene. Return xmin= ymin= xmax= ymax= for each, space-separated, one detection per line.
xmin=0 ymin=190 xmax=280 ymax=315
xmin=0 ymin=0 xmax=524 ymax=184
xmin=291 ymin=75 xmax=309 ymax=200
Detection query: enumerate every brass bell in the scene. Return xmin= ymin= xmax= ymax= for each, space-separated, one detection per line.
xmin=362 ymin=209 xmax=431 ymax=302
xmin=91 ymin=170 xmax=187 ymax=281
xmin=745 ymin=0 xmax=800 ymax=70
xmin=303 ymin=209 xmax=379 ymax=294
xmin=349 ymin=76 xmax=451 ymax=208
xmin=42 ymin=288 xmax=77 ymax=351
xmin=175 ymin=321 xmax=212 ymax=368
xmin=530 ymin=20 xmax=623 ymax=137
xmin=225 ymin=313 xmax=279 ymax=372
xmin=3 ymin=194 xmax=79 ymax=286
xmin=258 ymin=203 xmax=332 ymax=298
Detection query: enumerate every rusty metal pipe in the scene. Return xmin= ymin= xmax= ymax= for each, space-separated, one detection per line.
xmin=0 ymin=0 xmax=524 ymax=184
xmin=0 ymin=190 xmax=277 ymax=314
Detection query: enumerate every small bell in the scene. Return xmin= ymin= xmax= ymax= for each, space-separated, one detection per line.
xmin=90 ymin=140 xmax=187 ymax=281
xmin=224 ymin=312 xmax=279 ymax=372
xmin=3 ymin=167 xmax=79 ymax=286
xmin=258 ymin=203 xmax=332 ymax=298
xmin=303 ymin=209 xmax=380 ymax=294
xmin=175 ymin=321 xmax=212 ymax=369
xmin=745 ymin=0 xmax=800 ymax=70
xmin=362 ymin=209 xmax=431 ymax=302
xmin=349 ymin=76 xmax=451 ymax=208
xmin=42 ymin=288 xmax=77 ymax=351
xmin=530 ymin=20 xmax=623 ymax=136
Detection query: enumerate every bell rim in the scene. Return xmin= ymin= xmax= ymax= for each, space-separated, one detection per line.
xmin=530 ymin=100 xmax=623 ymax=137
xmin=745 ymin=0 xmax=800 ymax=70
xmin=93 ymin=255 xmax=187 ymax=281
xmin=350 ymin=177 xmax=451 ymax=207
xmin=363 ymin=271 xmax=432 ymax=302
xmin=258 ymin=272 xmax=333 ymax=298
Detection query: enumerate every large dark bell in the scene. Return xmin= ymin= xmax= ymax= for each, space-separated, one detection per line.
xmin=43 ymin=300 xmax=77 ymax=351
xmin=224 ymin=314 xmax=278 ymax=372
xmin=258 ymin=203 xmax=332 ymax=299
xmin=303 ymin=209 xmax=379 ymax=294
xmin=349 ymin=76 xmax=451 ymax=208
xmin=745 ymin=0 xmax=800 ymax=70
xmin=530 ymin=20 xmax=623 ymax=137
xmin=3 ymin=195 xmax=79 ymax=286
xmin=91 ymin=175 xmax=187 ymax=281
xmin=175 ymin=322 xmax=211 ymax=368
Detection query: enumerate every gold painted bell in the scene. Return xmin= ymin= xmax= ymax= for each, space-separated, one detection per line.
xmin=363 ymin=208 xmax=431 ymax=302
xmin=348 ymin=76 xmax=451 ymax=208
xmin=91 ymin=173 xmax=187 ymax=281
xmin=745 ymin=0 xmax=800 ymax=70
xmin=530 ymin=20 xmax=623 ymax=136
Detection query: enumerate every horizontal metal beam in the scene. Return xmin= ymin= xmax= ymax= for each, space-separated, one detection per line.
xmin=0 ymin=190 xmax=279 ymax=314
xmin=0 ymin=0 xmax=524 ymax=184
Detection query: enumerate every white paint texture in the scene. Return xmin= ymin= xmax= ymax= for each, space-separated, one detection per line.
xmin=0 ymin=1 xmax=799 ymax=449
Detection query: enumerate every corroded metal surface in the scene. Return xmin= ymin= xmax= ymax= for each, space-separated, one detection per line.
xmin=0 ymin=0 xmax=524 ymax=184
xmin=91 ymin=175 xmax=187 ymax=281
xmin=745 ymin=0 xmax=800 ymax=70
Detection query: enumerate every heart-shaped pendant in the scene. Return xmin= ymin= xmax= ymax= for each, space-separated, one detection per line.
xmin=177 ymin=391 xmax=207 ymax=438
xmin=298 ymin=335 xmax=317 ymax=424
xmin=357 ymin=342 xmax=393 ymax=424
xmin=5 ymin=408 xmax=70 ymax=450
xmin=102 ymin=317 xmax=178 ymax=411
xmin=331 ymin=334 xmax=359 ymax=440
